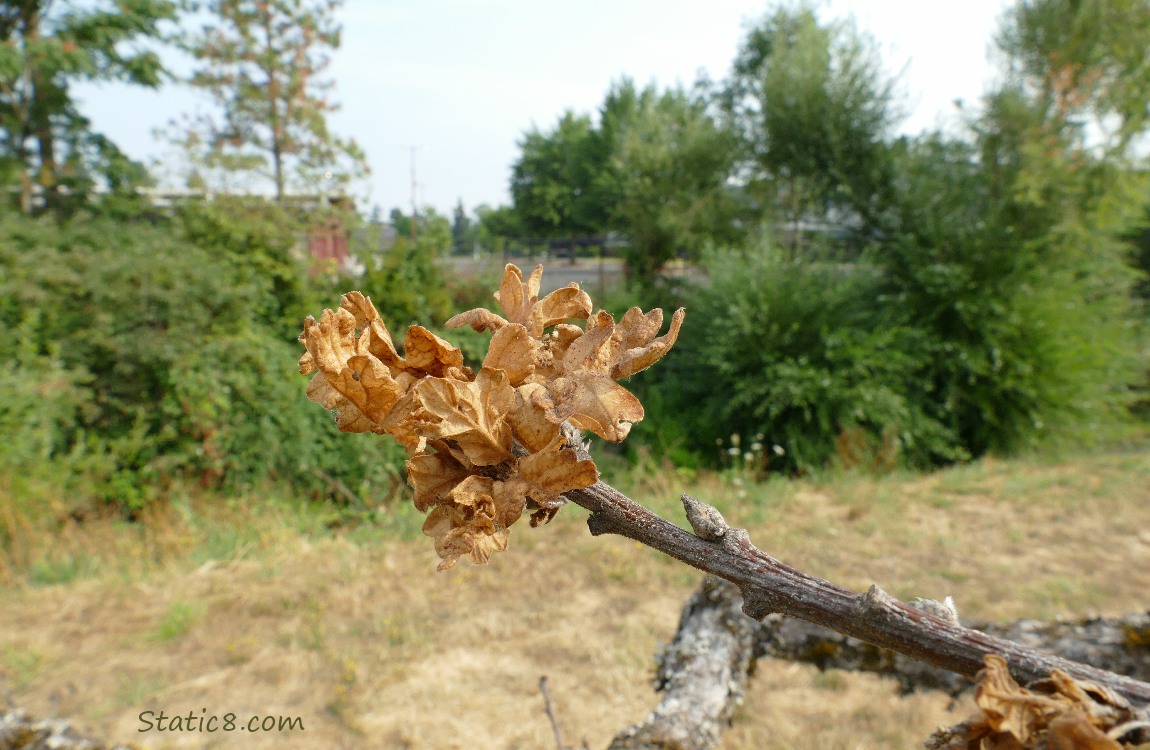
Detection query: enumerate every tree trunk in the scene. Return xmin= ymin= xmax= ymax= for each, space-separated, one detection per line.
xmin=14 ymin=2 xmax=40 ymax=214
xmin=260 ymin=3 xmax=285 ymax=201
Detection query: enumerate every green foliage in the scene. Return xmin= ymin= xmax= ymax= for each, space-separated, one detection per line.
xmin=0 ymin=212 xmax=404 ymax=513
xmin=628 ymin=0 xmax=1149 ymax=475
xmin=660 ymin=245 xmax=964 ymax=474
xmin=506 ymin=78 xmax=743 ymax=284
xmin=0 ymin=0 xmax=176 ymax=213
xmin=875 ymin=114 xmax=1146 ymax=456
xmin=451 ymin=199 xmax=476 ymax=253
xmin=414 ymin=206 xmax=453 ymax=255
xmin=608 ymin=81 xmax=742 ymax=284
xmin=177 ymin=196 xmax=319 ymax=339
xmin=510 ymin=111 xmax=608 ymax=237
xmin=384 ymin=206 xmax=452 ymax=254
xmin=724 ymin=3 xmax=898 ymax=227
xmin=474 ymin=203 xmax=521 ymax=254
xmin=998 ymin=0 xmax=1150 ymax=151
xmin=358 ymin=235 xmax=454 ymax=329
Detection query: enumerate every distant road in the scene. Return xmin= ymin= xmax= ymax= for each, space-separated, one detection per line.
xmin=442 ymin=255 xmax=627 ymax=296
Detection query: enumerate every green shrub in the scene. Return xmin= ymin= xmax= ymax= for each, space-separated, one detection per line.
xmin=0 ymin=212 xmax=404 ymax=513
xmin=876 ymin=130 xmax=1146 ymax=456
xmin=177 ymin=196 xmax=320 ymax=341
xmin=658 ymin=243 xmax=963 ymax=473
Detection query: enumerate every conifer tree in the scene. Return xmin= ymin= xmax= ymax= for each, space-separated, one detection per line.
xmin=179 ymin=0 xmax=367 ymax=200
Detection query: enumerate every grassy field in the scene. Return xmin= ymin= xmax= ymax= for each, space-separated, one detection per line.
xmin=1 ymin=445 xmax=1148 ymax=749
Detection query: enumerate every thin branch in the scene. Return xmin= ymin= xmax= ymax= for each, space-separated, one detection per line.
xmin=539 ymin=675 xmax=565 ymax=750
xmin=754 ymin=604 xmax=1150 ymax=696
xmin=562 ymin=482 xmax=1150 ymax=706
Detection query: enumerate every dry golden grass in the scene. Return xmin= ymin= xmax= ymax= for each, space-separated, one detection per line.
xmin=1 ymin=447 xmax=1148 ymax=749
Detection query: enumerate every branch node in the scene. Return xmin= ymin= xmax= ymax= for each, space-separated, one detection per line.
xmin=586 ymin=512 xmax=613 ymax=537
xmin=857 ymin=584 xmax=897 ymax=617
xmin=681 ymin=493 xmax=729 ymax=541
xmin=741 ymin=591 xmax=776 ymax=621
xmin=911 ymin=596 xmax=961 ymax=626
xmin=721 ymin=527 xmax=752 ymax=552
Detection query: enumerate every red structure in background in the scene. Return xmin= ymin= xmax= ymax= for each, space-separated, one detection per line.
xmin=137 ymin=189 xmax=356 ymax=272
xmin=307 ymin=218 xmax=350 ymax=266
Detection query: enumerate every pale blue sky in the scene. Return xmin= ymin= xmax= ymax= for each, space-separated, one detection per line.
xmin=75 ymin=0 xmax=1012 ymax=216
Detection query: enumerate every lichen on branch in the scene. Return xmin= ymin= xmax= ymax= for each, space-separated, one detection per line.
xmin=299 ymin=263 xmax=685 ymax=569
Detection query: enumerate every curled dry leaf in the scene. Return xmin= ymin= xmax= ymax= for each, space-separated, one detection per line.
xmin=927 ymin=655 xmax=1133 ymax=750
xmin=447 ymin=263 xmax=594 ymax=337
xmin=409 ymin=368 xmax=516 ymax=466
xmin=300 ymin=263 xmax=683 ymax=569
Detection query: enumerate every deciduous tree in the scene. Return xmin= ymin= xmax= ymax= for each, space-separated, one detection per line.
xmin=0 ymin=0 xmax=175 ymax=214
xmin=607 ymin=81 xmax=740 ymax=284
xmin=723 ymin=4 xmax=898 ymax=238
xmin=509 ymin=111 xmax=606 ymax=238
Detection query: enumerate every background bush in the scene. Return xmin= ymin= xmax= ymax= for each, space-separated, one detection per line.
xmin=643 ymin=244 xmax=964 ymax=474
xmin=0 ymin=208 xmax=406 ymax=514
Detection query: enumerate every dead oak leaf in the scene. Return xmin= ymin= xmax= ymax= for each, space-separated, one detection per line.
xmin=559 ymin=306 xmax=686 ymax=380
xmin=409 ymin=368 xmax=516 ymax=466
xmin=421 ymin=474 xmax=525 ymax=571
xmin=414 ymin=436 xmax=593 ymax=569
xmin=406 ymin=450 xmax=472 ymax=513
xmin=447 ymin=264 xmax=592 ymax=338
xmin=940 ymin=655 xmax=1130 ymax=750
xmin=532 ymin=324 xmax=585 ymax=382
xmin=300 ymin=267 xmax=687 ymax=571
xmin=338 ymin=291 xmax=406 ymax=372
xmin=422 ymin=503 xmax=511 ymax=571
xmin=530 ymin=306 xmax=684 ymax=442
xmin=975 ymin=655 xmax=1066 ymax=744
xmin=1047 ymin=712 xmax=1122 ymax=750
xmin=611 ymin=306 xmax=686 ymax=379
xmin=508 ymin=382 xmax=564 ymax=453
xmin=482 ymin=323 xmax=539 ymax=386
xmin=515 ymin=433 xmax=598 ymax=507
xmin=300 ymin=308 xmax=407 ymax=426
xmin=546 ymin=373 xmax=644 ymax=442
xmin=404 ymin=325 xmax=468 ymax=378
xmin=305 ymin=372 xmax=380 ymax=434
xmin=307 ymin=291 xmax=469 ymax=379
xmin=444 ymin=307 xmax=507 ymax=334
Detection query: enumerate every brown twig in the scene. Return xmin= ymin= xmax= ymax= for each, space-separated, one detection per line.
xmin=562 ymin=482 xmax=1150 ymax=706
xmin=539 ymin=675 xmax=565 ymax=750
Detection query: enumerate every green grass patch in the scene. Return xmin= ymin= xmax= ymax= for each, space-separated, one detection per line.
xmin=152 ymin=600 xmax=206 ymax=641
xmin=2 ymin=645 xmax=44 ymax=691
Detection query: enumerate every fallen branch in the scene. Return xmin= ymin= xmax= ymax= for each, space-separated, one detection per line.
xmin=0 ymin=705 xmax=137 ymax=750
xmin=562 ymin=486 xmax=1150 ymax=707
xmin=608 ymin=578 xmax=756 ymax=750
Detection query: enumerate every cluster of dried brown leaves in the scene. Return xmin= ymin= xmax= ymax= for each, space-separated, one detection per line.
xmin=299 ymin=263 xmax=684 ymax=570
xmin=929 ymin=655 xmax=1150 ymax=749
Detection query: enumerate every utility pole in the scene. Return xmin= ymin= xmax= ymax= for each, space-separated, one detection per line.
xmin=404 ymin=145 xmax=423 ymax=242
